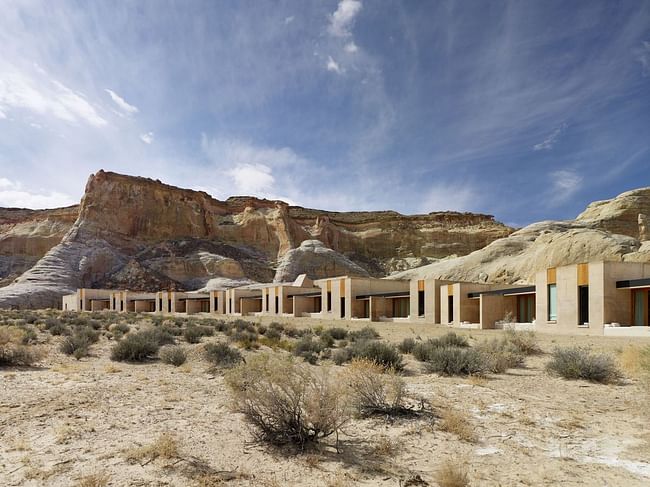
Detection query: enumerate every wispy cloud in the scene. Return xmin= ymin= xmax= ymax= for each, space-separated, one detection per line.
xmin=0 ymin=62 xmax=107 ymax=127
xmin=548 ymin=169 xmax=583 ymax=205
xmin=105 ymin=88 xmax=139 ymax=115
xmin=328 ymin=0 xmax=362 ymax=38
xmin=139 ymin=132 xmax=154 ymax=144
xmin=0 ymin=177 xmax=76 ymax=209
xmin=284 ymin=15 xmax=295 ymax=25
xmin=419 ymin=182 xmax=481 ymax=213
xmin=533 ymin=123 xmax=568 ymax=151
xmin=326 ymin=56 xmax=343 ymax=74
xmin=638 ymin=40 xmax=650 ymax=77
xmin=344 ymin=42 xmax=358 ymax=53
xmin=227 ymin=163 xmax=275 ymax=195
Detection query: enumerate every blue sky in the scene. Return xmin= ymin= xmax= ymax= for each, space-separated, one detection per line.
xmin=0 ymin=0 xmax=648 ymax=226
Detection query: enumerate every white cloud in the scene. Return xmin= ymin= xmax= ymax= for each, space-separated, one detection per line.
xmin=105 ymin=88 xmax=139 ymax=115
xmin=328 ymin=0 xmax=363 ymax=38
xmin=548 ymin=169 xmax=582 ymax=204
xmin=638 ymin=40 xmax=650 ymax=77
xmin=419 ymin=182 xmax=479 ymax=213
xmin=533 ymin=123 xmax=568 ymax=151
xmin=326 ymin=56 xmax=343 ymax=74
xmin=227 ymin=163 xmax=275 ymax=195
xmin=201 ymin=135 xmax=307 ymax=169
xmin=0 ymin=178 xmax=76 ymax=209
xmin=344 ymin=42 xmax=358 ymax=53
xmin=139 ymin=131 xmax=154 ymax=144
xmin=284 ymin=15 xmax=295 ymax=25
xmin=0 ymin=108 xmax=6 ymax=119
xmin=0 ymin=63 xmax=107 ymax=127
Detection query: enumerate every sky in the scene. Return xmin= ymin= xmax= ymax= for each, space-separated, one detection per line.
xmin=0 ymin=0 xmax=649 ymax=227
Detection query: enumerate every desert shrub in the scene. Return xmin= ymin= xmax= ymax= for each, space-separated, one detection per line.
xmin=435 ymin=459 xmax=470 ymax=487
xmin=183 ymin=325 xmax=214 ymax=344
xmin=437 ymin=332 xmax=469 ymax=348
xmin=43 ymin=317 xmax=63 ymax=330
xmin=256 ymin=324 xmax=267 ymax=335
xmin=502 ymin=329 xmax=542 ymax=355
xmin=413 ymin=333 xmax=469 ymax=362
xmin=344 ymin=359 xmax=407 ymax=417
xmin=110 ymin=331 xmax=163 ymax=362
xmin=283 ymin=325 xmax=301 ymax=338
xmin=214 ymin=320 xmax=232 ymax=333
xmin=230 ymin=329 xmax=259 ymax=349
xmin=48 ymin=323 xmax=71 ymax=336
xmin=225 ymin=355 xmax=350 ymax=448
xmin=269 ymin=321 xmax=284 ymax=332
xmin=398 ymin=337 xmax=416 ymax=354
xmin=293 ymin=336 xmax=324 ymax=364
xmin=59 ymin=331 xmax=95 ymax=360
xmin=233 ymin=319 xmax=256 ymax=333
xmin=424 ymin=347 xmax=487 ymax=376
xmin=109 ymin=323 xmax=130 ymax=336
xmin=332 ymin=348 xmax=352 ymax=366
xmin=546 ymin=347 xmax=622 ymax=384
xmin=140 ymin=327 xmax=175 ymax=346
xmin=204 ymin=342 xmax=243 ymax=369
xmin=325 ymin=327 xmax=349 ymax=340
xmin=319 ymin=333 xmax=335 ymax=348
xmin=19 ymin=326 xmax=38 ymax=344
xmin=350 ymin=340 xmax=404 ymax=371
xmin=348 ymin=326 xmax=380 ymax=342
xmin=161 ymin=323 xmax=183 ymax=337
xmin=0 ymin=326 xmax=43 ymax=366
xmin=150 ymin=315 xmax=164 ymax=326
xmin=475 ymin=339 xmax=525 ymax=373
xmin=264 ymin=327 xmax=282 ymax=341
xmin=125 ymin=432 xmax=179 ymax=463
xmin=438 ymin=409 xmax=477 ymax=442
xmin=159 ymin=345 xmax=187 ymax=366
xmin=74 ymin=326 xmax=100 ymax=344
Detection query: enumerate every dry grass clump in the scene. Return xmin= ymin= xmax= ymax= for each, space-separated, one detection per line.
xmin=344 ymin=359 xmax=408 ymax=417
xmin=502 ymin=329 xmax=542 ymax=355
xmin=424 ymin=346 xmax=487 ymax=376
xmin=348 ymin=326 xmax=380 ymax=342
xmin=348 ymin=340 xmax=404 ymax=371
xmin=435 ymin=460 xmax=470 ymax=487
xmin=59 ymin=327 xmax=100 ymax=360
xmin=619 ymin=345 xmax=650 ymax=378
xmin=183 ymin=324 xmax=214 ymax=344
xmin=126 ymin=432 xmax=179 ymax=464
xmin=0 ymin=325 xmax=44 ymax=366
xmin=75 ymin=471 xmax=110 ymax=487
xmin=397 ymin=337 xmax=416 ymax=354
xmin=371 ymin=435 xmax=399 ymax=458
xmin=110 ymin=328 xmax=175 ymax=362
xmin=438 ymin=409 xmax=477 ymax=443
xmin=412 ymin=332 xmax=469 ymax=361
xmin=293 ymin=335 xmax=325 ymax=364
xmin=475 ymin=339 xmax=525 ymax=374
xmin=225 ymin=354 xmax=350 ymax=449
xmin=159 ymin=345 xmax=188 ymax=366
xmin=546 ymin=346 xmax=623 ymax=384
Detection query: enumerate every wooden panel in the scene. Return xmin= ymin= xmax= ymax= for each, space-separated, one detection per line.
xmin=447 ymin=284 xmax=454 ymax=295
xmin=547 ymin=268 xmax=557 ymax=284
xmin=339 ymin=279 xmax=346 ymax=294
xmin=577 ymin=263 xmax=589 ymax=286
xmin=418 ymin=280 xmax=425 ymax=291
xmin=326 ymin=281 xmax=331 ymax=292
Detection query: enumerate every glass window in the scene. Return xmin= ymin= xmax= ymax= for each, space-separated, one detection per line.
xmin=547 ymin=284 xmax=557 ymax=321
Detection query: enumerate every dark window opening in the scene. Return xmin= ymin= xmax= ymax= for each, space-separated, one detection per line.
xmin=315 ymin=296 xmax=322 ymax=312
xmin=362 ymin=300 xmax=369 ymax=318
xmin=340 ymin=297 xmax=346 ymax=318
xmin=213 ymin=297 xmax=218 ymax=311
xmin=327 ymin=292 xmax=332 ymax=312
xmin=120 ymin=300 xmax=123 ymax=312
xmin=265 ymin=294 xmax=269 ymax=311
xmin=158 ymin=298 xmax=162 ymax=311
xmin=275 ymin=296 xmax=279 ymax=313
xmin=113 ymin=298 xmax=116 ymax=310
xmin=418 ymin=290 xmax=425 ymax=317
xmin=578 ymin=285 xmax=589 ymax=325
xmin=80 ymin=299 xmax=83 ymax=311
xmin=393 ymin=298 xmax=410 ymax=318
xmin=448 ymin=295 xmax=454 ymax=323
xmin=168 ymin=299 xmax=171 ymax=312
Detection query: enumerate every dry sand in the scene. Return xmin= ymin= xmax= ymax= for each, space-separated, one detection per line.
xmin=1 ymin=316 xmax=649 ymax=486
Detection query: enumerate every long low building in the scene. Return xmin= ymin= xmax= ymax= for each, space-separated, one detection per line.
xmin=59 ymin=260 xmax=650 ymax=336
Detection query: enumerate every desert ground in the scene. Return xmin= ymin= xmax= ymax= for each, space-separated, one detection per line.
xmin=1 ymin=311 xmax=649 ymax=487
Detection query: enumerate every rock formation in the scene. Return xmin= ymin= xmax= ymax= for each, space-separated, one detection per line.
xmin=0 ymin=170 xmax=512 ymax=308
xmin=396 ymin=187 xmax=650 ymax=284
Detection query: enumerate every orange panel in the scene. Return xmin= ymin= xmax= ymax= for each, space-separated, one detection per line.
xmin=447 ymin=284 xmax=454 ymax=295
xmin=340 ymin=280 xmax=345 ymax=294
xmin=418 ymin=280 xmax=425 ymax=291
xmin=547 ymin=268 xmax=556 ymax=284
xmin=326 ymin=281 xmax=331 ymax=292
xmin=577 ymin=263 xmax=589 ymax=286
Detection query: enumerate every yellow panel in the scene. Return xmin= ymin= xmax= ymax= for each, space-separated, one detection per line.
xmin=275 ymin=286 xmax=279 ymax=293
xmin=340 ymin=280 xmax=345 ymax=294
xmin=547 ymin=268 xmax=556 ymax=284
xmin=418 ymin=280 xmax=424 ymax=291
xmin=447 ymin=284 xmax=454 ymax=295
xmin=577 ymin=263 xmax=589 ymax=286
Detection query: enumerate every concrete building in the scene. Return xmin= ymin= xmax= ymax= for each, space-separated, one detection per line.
xmin=62 ymin=289 xmax=114 ymax=312
xmin=110 ymin=291 xmax=158 ymax=313
xmin=439 ymin=282 xmax=502 ymax=328
xmin=535 ymin=261 xmax=650 ymax=336
xmin=154 ymin=291 xmax=210 ymax=314
xmin=468 ymin=285 xmax=536 ymax=330
xmin=408 ymin=278 xmax=455 ymax=324
xmin=313 ymin=276 xmax=411 ymax=321
xmin=209 ymin=290 xmax=226 ymax=314
xmin=258 ymin=274 xmax=322 ymax=318
xmin=225 ymin=285 xmax=263 ymax=316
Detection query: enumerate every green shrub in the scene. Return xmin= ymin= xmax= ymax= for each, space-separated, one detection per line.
xmin=326 ymin=327 xmax=349 ymax=340
xmin=183 ymin=325 xmax=214 ymax=344
xmin=348 ymin=326 xmax=380 ymax=342
xmin=110 ymin=323 xmax=130 ymax=335
xmin=268 ymin=322 xmax=285 ymax=332
xmin=293 ymin=336 xmax=325 ymax=364
xmin=256 ymin=324 xmax=267 ymax=335
xmin=546 ymin=347 xmax=622 ymax=384
xmin=110 ymin=331 xmax=162 ymax=362
xmin=159 ymin=345 xmax=187 ymax=366
xmin=140 ymin=327 xmax=175 ymax=346
xmin=225 ymin=355 xmax=349 ymax=448
xmin=398 ymin=338 xmax=416 ymax=354
xmin=319 ymin=333 xmax=335 ymax=348
xmin=412 ymin=339 xmax=439 ymax=362
xmin=437 ymin=332 xmax=469 ymax=348
xmin=332 ymin=348 xmax=352 ymax=366
xmin=19 ymin=326 xmax=38 ymax=345
xmin=161 ymin=323 xmax=183 ymax=337
xmin=264 ymin=327 xmax=282 ymax=341
xmin=204 ymin=342 xmax=243 ymax=369
xmin=48 ymin=323 xmax=71 ymax=336
xmin=0 ymin=326 xmax=44 ymax=366
xmin=424 ymin=346 xmax=488 ymax=376
xmin=59 ymin=331 xmax=95 ymax=359
xmin=350 ymin=340 xmax=404 ymax=371
xmin=229 ymin=329 xmax=259 ymax=349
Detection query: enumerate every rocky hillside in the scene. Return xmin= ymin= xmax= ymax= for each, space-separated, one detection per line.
xmin=0 ymin=170 xmax=512 ymax=308
xmin=395 ymin=187 xmax=650 ymax=284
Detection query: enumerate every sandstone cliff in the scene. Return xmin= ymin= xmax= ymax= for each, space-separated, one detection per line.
xmin=0 ymin=171 xmax=512 ymax=308
xmin=395 ymin=187 xmax=650 ymax=284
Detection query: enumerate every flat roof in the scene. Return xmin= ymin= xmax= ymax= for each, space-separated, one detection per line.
xmin=467 ymin=286 xmax=536 ymax=299
xmin=356 ymin=291 xmax=410 ymax=299
xmin=288 ymin=291 xmax=322 ymax=298
xmin=616 ymin=278 xmax=650 ymax=289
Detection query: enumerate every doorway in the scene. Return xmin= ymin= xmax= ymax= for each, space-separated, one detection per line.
xmin=578 ymin=286 xmax=589 ymax=325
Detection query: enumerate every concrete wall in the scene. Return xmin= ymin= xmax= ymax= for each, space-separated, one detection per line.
xmin=241 ymin=297 xmax=262 ymax=315
xmin=440 ymin=283 xmax=497 ymax=326
xmin=479 ymin=294 xmax=518 ymax=329
xmin=209 ymin=290 xmax=226 ymax=314
xmin=62 ymin=294 xmax=78 ymax=311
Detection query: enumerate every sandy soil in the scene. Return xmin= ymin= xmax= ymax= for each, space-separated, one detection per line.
xmin=1 ymin=315 xmax=649 ymax=486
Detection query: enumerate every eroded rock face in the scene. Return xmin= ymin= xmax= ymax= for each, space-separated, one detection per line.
xmin=0 ymin=170 xmax=512 ymax=308
xmin=396 ymin=187 xmax=650 ymax=284
xmin=274 ymin=240 xmax=370 ymax=282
